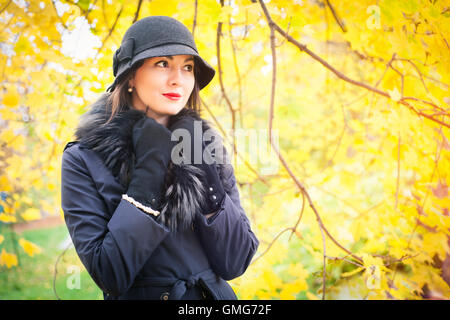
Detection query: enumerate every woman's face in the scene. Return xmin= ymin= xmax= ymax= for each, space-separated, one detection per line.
xmin=129 ymin=54 xmax=195 ymax=124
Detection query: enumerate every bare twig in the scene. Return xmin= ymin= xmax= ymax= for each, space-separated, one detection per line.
xmin=192 ymin=0 xmax=198 ymax=37
xmin=50 ymin=0 xmax=69 ymax=30
xmin=325 ymin=0 xmax=347 ymax=33
xmin=389 ymin=63 xmax=404 ymax=96
xmin=395 ymin=58 xmax=430 ymax=94
xmin=94 ymin=5 xmax=124 ymax=61
xmin=0 ymin=0 xmax=12 ymax=15
xmin=400 ymin=96 xmax=447 ymax=112
xmin=257 ymin=4 xmax=449 ymax=128
xmin=268 ymin=23 xmax=276 ymax=144
xmin=262 ymin=0 xmax=307 ymax=245
xmin=258 ymin=0 xmax=363 ymax=266
xmin=249 ymin=3 xmax=363 ymax=300
xmin=53 ymin=241 xmax=73 ymax=300
xmin=132 ymin=0 xmax=143 ymax=23
xmin=319 ymin=103 xmax=349 ymax=174
xmin=318 ymin=216 xmax=327 ymax=300
xmin=86 ymin=0 xmax=98 ymax=20
xmin=228 ymin=16 xmax=244 ymax=128
xmin=216 ymin=5 xmax=238 ymax=161
xmin=289 ymin=190 xmax=306 ymax=241
xmin=200 ymin=97 xmax=270 ymax=186
xmin=392 ymin=125 xmax=445 ymax=283
xmin=375 ymin=253 xmax=420 ymax=267
xmin=251 ymin=228 xmax=294 ymax=265
xmin=395 ymin=131 xmax=401 ymax=210
xmin=326 ymin=255 xmax=364 ymax=268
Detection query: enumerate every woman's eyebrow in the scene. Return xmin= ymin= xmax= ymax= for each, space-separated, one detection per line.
xmin=164 ymin=55 xmax=194 ymax=62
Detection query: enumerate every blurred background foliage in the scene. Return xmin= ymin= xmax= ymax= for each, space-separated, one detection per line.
xmin=0 ymin=0 xmax=449 ymax=299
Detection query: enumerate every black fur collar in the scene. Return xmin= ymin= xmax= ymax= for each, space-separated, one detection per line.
xmin=74 ymin=93 xmax=232 ymax=231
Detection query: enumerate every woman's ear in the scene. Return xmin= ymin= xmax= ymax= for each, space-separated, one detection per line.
xmin=128 ymin=73 xmax=135 ymax=88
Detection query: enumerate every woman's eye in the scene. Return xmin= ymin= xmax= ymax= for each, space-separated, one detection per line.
xmin=155 ymin=60 xmax=193 ymax=71
xmin=156 ymin=60 xmax=168 ymax=67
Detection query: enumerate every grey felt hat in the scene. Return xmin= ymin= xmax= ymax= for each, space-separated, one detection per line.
xmin=106 ymin=16 xmax=215 ymax=92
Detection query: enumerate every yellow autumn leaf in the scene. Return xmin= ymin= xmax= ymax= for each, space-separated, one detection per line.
xmin=341 ymin=267 xmax=365 ymax=278
xmin=261 ymin=269 xmax=283 ymax=293
xmin=0 ymin=234 xmax=4 ymax=244
xmin=361 ymin=253 xmax=386 ymax=270
xmin=0 ymin=107 xmax=18 ymax=120
xmin=1 ymin=126 xmax=25 ymax=148
xmin=0 ymin=0 xmax=448 ymax=300
xmin=8 ymin=134 xmax=25 ymax=150
xmin=21 ymin=208 xmax=41 ymax=221
xmin=388 ymin=87 xmax=402 ymax=102
xmin=0 ymin=175 xmax=10 ymax=191
xmin=279 ymin=279 xmax=308 ymax=299
xmin=306 ymin=291 xmax=320 ymax=300
xmin=287 ymin=262 xmax=309 ymax=279
xmin=19 ymin=238 xmax=42 ymax=257
xmin=2 ymin=89 xmax=20 ymax=107
xmin=0 ymin=213 xmax=17 ymax=223
xmin=0 ymin=248 xmax=18 ymax=268
xmin=218 ymin=5 xmax=234 ymax=22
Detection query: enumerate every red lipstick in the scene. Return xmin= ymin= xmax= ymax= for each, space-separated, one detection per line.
xmin=163 ymin=93 xmax=181 ymax=101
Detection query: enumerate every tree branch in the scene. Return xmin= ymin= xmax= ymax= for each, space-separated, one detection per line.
xmin=53 ymin=241 xmax=73 ymax=300
xmin=255 ymin=4 xmax=364 ymax=296
xmin=258 ymin=0 xmax=363 ymax=267
xmin=228 ymin=15 xmax=244 ymax=128
xmin=258 ymin=3 xmax=449 ymax=128
xmin=251 ymin=228 xmax=294 ymax=265
xmin=132 ymin=0 xmax=143 ymax=23
xmin=200 ymin=97 xmax=270 ymax=186
xmin=0 ymin=0 xmax=12 ymax=15
xmin=216 ymin=9 xmax=238 ymax=162
xmin=192 ymin=0 xmax=198 ymax=37
xmin=325 ymin=0 xmax=347 ymax=33
xmin=94 ymin=5 xmax=124 ymax=61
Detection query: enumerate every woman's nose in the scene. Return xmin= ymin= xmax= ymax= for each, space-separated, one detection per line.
xmin=168 ymin=68 xmax=183 ymax=86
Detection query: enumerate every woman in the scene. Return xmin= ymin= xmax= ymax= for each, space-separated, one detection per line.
xmin=61 ymin=16 xmax=259 ymax=300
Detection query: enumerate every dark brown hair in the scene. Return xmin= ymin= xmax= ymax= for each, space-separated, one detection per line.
xmin=105 ymin=57 xmax=201 ymax=125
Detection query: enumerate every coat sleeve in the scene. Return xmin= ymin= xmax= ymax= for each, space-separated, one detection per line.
xmin=61 ymin=145 xmax=170 ymax=297
xmin=194 ymin=164 xmax=259 ymax=281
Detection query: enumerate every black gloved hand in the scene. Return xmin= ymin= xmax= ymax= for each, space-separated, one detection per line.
xmin=169 ymin=116 xmax=226 ymax=215
xmin=126 ymin=116 xmax=173 ymax=213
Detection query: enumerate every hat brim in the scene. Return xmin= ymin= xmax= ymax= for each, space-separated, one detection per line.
xmin=109 ymin=43 xmax=215 ymax=92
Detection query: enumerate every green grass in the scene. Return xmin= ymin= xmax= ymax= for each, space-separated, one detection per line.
xmin=0 ymin=224 xmax=103 ymax=300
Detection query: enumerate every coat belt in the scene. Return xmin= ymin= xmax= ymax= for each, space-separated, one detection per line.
xmin=132 ymin=269 xmax=218 ymax=300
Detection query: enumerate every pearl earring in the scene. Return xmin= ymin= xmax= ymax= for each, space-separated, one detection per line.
xmin=128 ymin=87 xmax=133 ymax=93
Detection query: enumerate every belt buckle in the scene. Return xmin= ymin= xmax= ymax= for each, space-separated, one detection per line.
xmin=160 ymin=292 xmax=170 ymax=300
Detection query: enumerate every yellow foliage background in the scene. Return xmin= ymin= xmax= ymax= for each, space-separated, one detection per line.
xmin=0 ymin=0 xmax=449 ymax=300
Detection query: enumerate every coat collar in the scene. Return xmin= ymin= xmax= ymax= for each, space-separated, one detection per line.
xmin=72 ymin=93 xmax=232 ymax=231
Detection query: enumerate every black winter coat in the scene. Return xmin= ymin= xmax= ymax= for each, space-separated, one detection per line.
xmin=60 ymin=94 xmax=259 ymax=300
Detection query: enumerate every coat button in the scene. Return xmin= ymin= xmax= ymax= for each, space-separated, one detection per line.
xmin=212 ymin=195 xmax=217 ymax=200
xmin=209 ymin=187 xmax=214 ymax=192
xmin=160 ymin=292 xmax=169 ymax=300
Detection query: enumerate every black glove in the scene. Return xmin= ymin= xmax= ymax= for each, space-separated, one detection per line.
xmin=126 ymin=116 xmax=173 ymax=213
xmin=169 ymin=116 xmax=226 ymax=215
